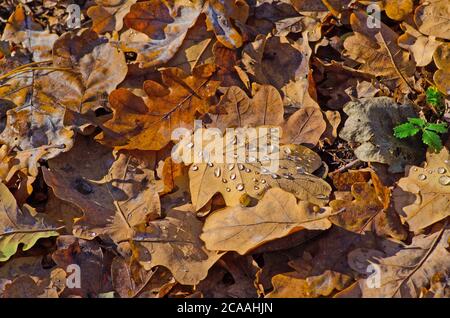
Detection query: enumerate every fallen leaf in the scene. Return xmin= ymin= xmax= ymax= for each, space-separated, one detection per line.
xmin=339 ymin=97 xmax=424 ymax=173
xmin=414 ymin=0 xmax=450 ymax=40
xmin=97 ymin=64 xmax=220 ymax=151
xmin=43 ymin=135 xmax=160 ymax=243
xmin=87 ymin=0 xmax=137 ymax=34
xmin=393 ymin=145 xmax=450 ymax=232
xmin=201 ymin=188 xmax=333 ymax=255
xmin=134 ymin=204 xmax=223 ymax=285
xmin=0 ymin=183 xmax=60 ymax=262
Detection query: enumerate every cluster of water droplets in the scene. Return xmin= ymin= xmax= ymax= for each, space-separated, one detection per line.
xmin=415 ymin=159 xmax=450 ymax=185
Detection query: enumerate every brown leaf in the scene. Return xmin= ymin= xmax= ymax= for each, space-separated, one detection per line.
xmin=393 ymin=146 xmax=450 ymax=233
xmin=119 ymin=0 xmax=203 ymax=68
xmin=0 ymin=183 xmax=60 ymax=262
xmin=414 ymin=0 xmax=450 ymax=40
xmin=201 ymin=188 xmax=333 ymax=255
xmin=97 ymin=64 xmax=220 ymax=151
xmin=134 ymin=204 xmax=223 ymax=285
xmin=87 ymin=0 xmax=137 ymax=34
xmin=43 ymin=135 xmax=160 ymax=243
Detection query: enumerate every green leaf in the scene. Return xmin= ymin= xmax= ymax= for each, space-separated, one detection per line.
xmin=393 ymin=122 xmax=420 ymax=138
xmin=425 ymin=123 xmax=448 ymax=134
xmin=407 ymin=117 xmax=426 ymax=127
xmin=422 ymin=130 xmax=443 ymax=152
xmin=426 ymin=87 xmax=444 ymax=108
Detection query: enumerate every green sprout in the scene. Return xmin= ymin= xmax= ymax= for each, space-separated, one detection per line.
xmin=394 ymin=117 xmax=448 ymax=152
xmin=426 ymin=86 xmax=444 ymax=110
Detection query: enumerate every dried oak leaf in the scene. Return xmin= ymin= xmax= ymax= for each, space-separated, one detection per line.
xmin=343 ymin=11 xmax=416 ymax=93
xmin=119 ymin=0 xmax=203 ymax=68
xmin=52 ymin=235 xmax=112 ymax=297
xmin=112 ymin=258 xmax=175 ymax=298
xmin=398 ymin=23 xmax=441 ymax=67
xmin=240 ymin=34 xmax=318 ymax=108
xmin=1 ymin=5 xmax=58 ymax=61
xmin=433 ymin=42 xmax=450 ymax=95
xmin=44 ymin=29 xmax=128 ymax=114
xmin=134 ymin=204 xmax=223 ymax=285
xmin=87 ymin=0 xmax=137 ymax=34
xmin=204 ymin=0 xmax=248 ymax=49
xmin=201 ymin=188 xmax=332 ymax=255
xmin=330 ymin=171 xmax=407 ymax=240
xmin=0 ymin=183 xmax=60 ymax=262
xmin=207 ymin=85 xmax=284 ymax=131
xmin=393 ymin=145 xmax=450 ymax=233
xmin=414 ymin=0 xmax=450 ymax=40
xmin=43 ymin=135 xmax=160 ymax=243
xmin=208 ymin=85 xmax=326 ymax=147
xmin=96 ymin=64 xmax=220 ymax=151
xmin=0 ymin=256 xmax=65 ymax=298
xmin=266 ymin=270 xmax=352 ymax=298
xmin=349 ymin=227 xmax=450 ymax=297
xmin=183 ymin=131 xmax=331 ymax=210
xmin=339 ymin=97 xmax=424 ymax=173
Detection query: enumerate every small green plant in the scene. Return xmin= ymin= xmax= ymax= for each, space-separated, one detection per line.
xmin=426 ymin=86 xmax=444 ymax=110
xmin=394 ymin=117 xmax=448 ymax=152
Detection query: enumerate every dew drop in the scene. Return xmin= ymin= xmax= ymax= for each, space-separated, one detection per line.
xmin=252 ymin=178 xmax=258 ymax=182
xmin=191 ymin=165 xmax=199 ymax=171
xmin=207 ymin=162 xmax=214 ymax=167
xmin=427 ymin=169 xmax=433 ymax=174
xmin=228 ymin=163 xmax=235 ymax=171
xmin=284 ymin=148 xmax=292 ymax=155
xmin=245 ymin=168 xmax=251 ymax=173
xmin=186 ymin=142 xmax=194 ymax=149
xmin=296 ymin=167 xmax=305 ymax=174
xmin=439 ymin=175 xmax=450 ymax=185
xmin=238 ymin=164 xmax=245 ymax=170
xmin=261 ymin=168 xmax=269 ymax=174
xmin=438 ymin=167 xmax=446 ymax=174
xmin=90 ymin=232 xmax=97 ymax=237
xmin=271 ymin=174 xmax=280 ymax=179
xmin=418 ymin=174 xmax=427 ymax=181
xmin=316 ymin=194 xmax=328 ymax=200
xmin=413 ymin=167 xmax=418 ymax=172
xmin=214 ymin=167 xmax=221 ymax=178
xmin=254 ymin=186 xmax=259 ymax=190
xmin=248 ymin=157 xmax=256 ymax=163
xmin=230 ymin=173 xmax=236 ymax=180
xmin=261 ymin=179 xmax=267 ymax=184
xmin=283 ymin=174 xmax=293 ymax=180
xmin=222 ymin=178 xmax=227 ymax=183
xmin=226 ymin=187 xmax=231 ymax=192
xmin=236 ymin=184 xmax=244 ymax=191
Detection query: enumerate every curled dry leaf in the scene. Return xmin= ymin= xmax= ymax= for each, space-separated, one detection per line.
xmin=119 ymin=0 xmax=203 ymax=68
xmin=205 ymin=0 xmax=248 ymax=49
xmin=339 ymin=97 xmax=424 ymax=173
xmin=393 ymin=145 xmax=450 ymax=233
xmin=134 ymin=204 xmax=223 ymax=285
xmin=201 ymin=188 xmax=333 ymax=255
xmin=43 ymin=136 xmax=160 ymax=243
xmin=0 ymin=183 xmax=60 ymax=262
xmin=97 ymin=64 xmax=220 ymax=151
xmin=87 ymin=0 xmax=137 ymax=34
xmin=240 ymin=34 xmax=318 ymax=108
